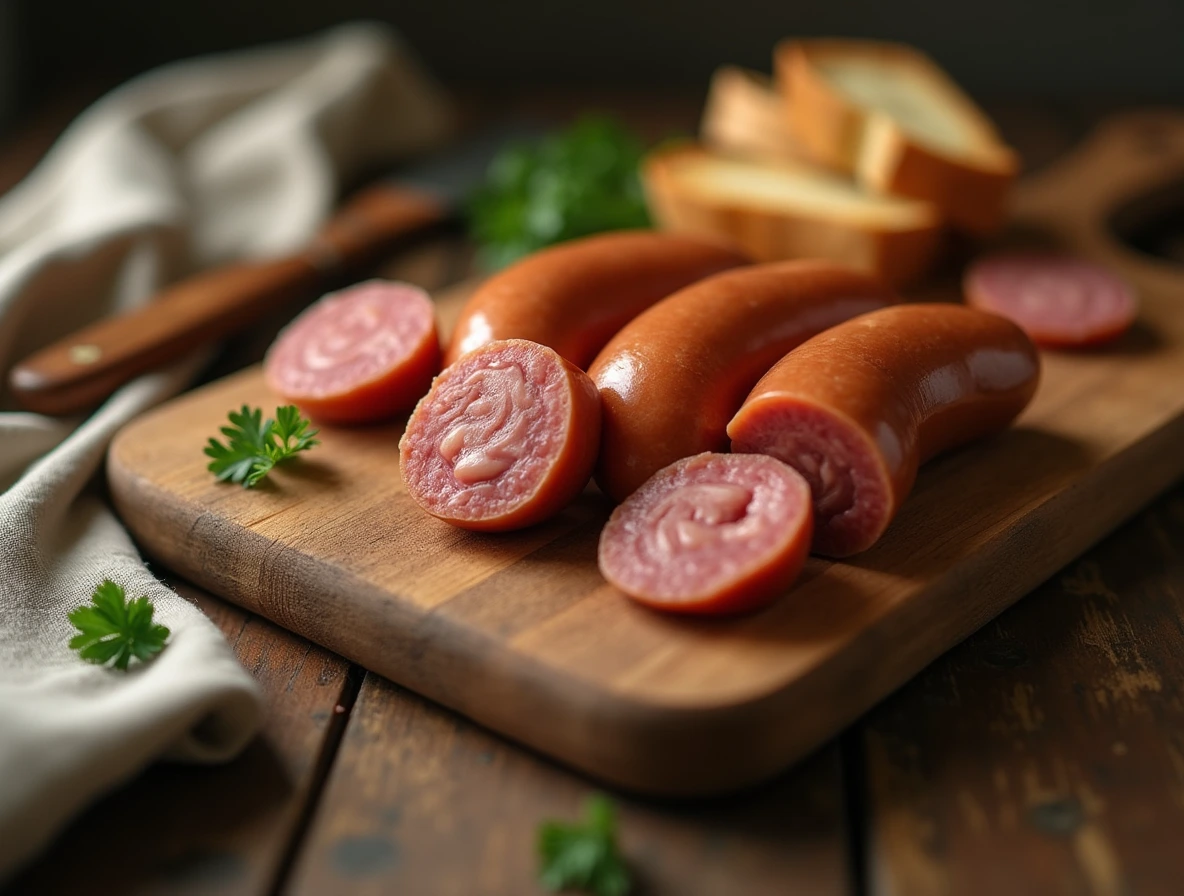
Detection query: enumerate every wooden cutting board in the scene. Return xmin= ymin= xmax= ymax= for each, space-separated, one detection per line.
xmin=108 ymin=112 xmax=1184 ymax=796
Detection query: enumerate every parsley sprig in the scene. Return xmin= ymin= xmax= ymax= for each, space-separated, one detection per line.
xmin=204 ymin=405 xmax=319 ymax=488
xmin=468 ymin=116 xmax=651 ymax=270
xmin=538 ymin=795 xmax=631 ymax=896
xmin=68 ymin=580 xmax=170 ymax=671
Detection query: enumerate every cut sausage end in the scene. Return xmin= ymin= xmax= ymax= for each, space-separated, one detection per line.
xmin=728 ymin=398 xmax=892 ymax=558
xmin=399 ymin=339 xmax=600 ymax=532
xmin=264 ymin=279 xmax=441 ymax=424
xmin=965 ymin=253 xmax=1138 ymax=348
xmin=598 ymin=453 xmax=814 ymax=615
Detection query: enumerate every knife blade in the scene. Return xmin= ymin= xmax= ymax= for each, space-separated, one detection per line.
xmin=7 ymin=122 xmax=544 ymax=416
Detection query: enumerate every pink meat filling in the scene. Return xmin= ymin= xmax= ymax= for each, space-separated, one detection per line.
xmin=730 ymin=401 xmax=891 ymax=557
xmin=267 ymin=280 xmax=433 ymax=397
xmin=598 ymin=453 xmax=811 ymax=603
xmin=969 ymin=254 xmax=1136 ymax=339
xmin=400 ymin=341 xmax=571 ymax=522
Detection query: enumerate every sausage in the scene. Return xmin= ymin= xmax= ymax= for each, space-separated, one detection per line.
xmin=400 ymin=339 xmax=601 ymax=531
xmin=965 ymin=252 xmax=1137 ymax=348
xmin=588 ymin=260 xmax=898 ymax=502
xmin=727 ymin=304 xmax=1040 ymax=557
xmin=444 ymin=231 xmax=750 ymax=368
xmin=265 ymin=280 xmax=440 ymax=424
xmin=598 ymin=453 xmax=814 ymax=615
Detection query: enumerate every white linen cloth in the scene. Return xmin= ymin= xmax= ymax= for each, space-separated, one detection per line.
xmin=0 ymin=22 xmax=452 ymax=877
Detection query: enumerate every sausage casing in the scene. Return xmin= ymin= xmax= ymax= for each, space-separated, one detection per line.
xmin=445 ymin=231 xmax=750 ymax=368
xmin=727 ymin=304 xmax=1040 ymax=556
xmin=589 ymin=260 xmax=897 ymax=502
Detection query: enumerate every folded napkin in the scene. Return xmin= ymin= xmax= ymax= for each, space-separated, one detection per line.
xmin=0 ymin=22 xmax=452 ymax=877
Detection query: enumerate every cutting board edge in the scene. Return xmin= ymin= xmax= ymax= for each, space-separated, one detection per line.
xmin=106 ymin=424 xmax=827 ymax=795
xmin=794 ymin=407 xmax=1184 ymax=757
xmin=107 ymin=405 xmax=1184 ymax=796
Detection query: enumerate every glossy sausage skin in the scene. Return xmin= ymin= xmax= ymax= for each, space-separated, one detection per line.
xmin=727 ymin=304 xmax=1040 ymax=557
xmin=588 ymin=261 xmax=898 ymax=502
xmin=444 ymin=231 xmax=750 ymax=368
xmin=399 ymin=339 xmax=601 ymax=532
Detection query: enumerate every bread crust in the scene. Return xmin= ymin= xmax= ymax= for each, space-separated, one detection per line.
xmin=700 ymin=66 xmax=805 ymax=164
xmin=642 ymin=144 xmax=943 ymax=288
xmin=777 ymin=38 xmax=1018 ymax=235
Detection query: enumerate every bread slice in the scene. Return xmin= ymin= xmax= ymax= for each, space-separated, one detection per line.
xmin=776 ymin=39 xmax=1018 ymax=235
xmin=700 ymin=66 xmax=805 ymax=164
xmin=642 ymin=143 xmax=943 ymax=287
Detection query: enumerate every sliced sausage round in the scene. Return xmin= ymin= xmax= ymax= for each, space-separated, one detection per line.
xmin=264 ymin=280 xmax=440 ymax=424
xmin=400 ymin=339 xmax=601 ymax=531
xmin=965 ymin=252 xmax=1137 ymax=348
xmin=598 ymin=453 xmax=814 ymax=615
xmin=588 ymin=260 xmax=898 ymax=502
xmin=727 ymin=304 xmax=1040 ymax=557
xmin=444 ymin=231 xmax=750 ymax=368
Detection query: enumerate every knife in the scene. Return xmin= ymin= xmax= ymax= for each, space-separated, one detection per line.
xmin=7 ymin=123 xmax=540 ymax=416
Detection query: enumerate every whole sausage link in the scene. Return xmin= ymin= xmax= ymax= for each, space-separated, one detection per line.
xmin=445 ymin=231 xmax=751 ymax=368
xmin=589 ymin=260 xmax=898 ymax=502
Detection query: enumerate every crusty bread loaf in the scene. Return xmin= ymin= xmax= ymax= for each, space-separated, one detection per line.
xmin=642 ymin=143 xmax=943 ymax=287
xmin=776 ymin=39 xmax=1018 ymax=235
xmin=700 ymin=66 xmax=805 ymax=164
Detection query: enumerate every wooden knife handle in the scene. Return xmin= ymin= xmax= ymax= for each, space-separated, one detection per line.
xmin=8 ymin=185 xmax=448 ymax=416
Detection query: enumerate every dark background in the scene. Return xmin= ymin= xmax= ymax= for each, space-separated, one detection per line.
xmin=3 ymin=0 xmax=1182 ymax=113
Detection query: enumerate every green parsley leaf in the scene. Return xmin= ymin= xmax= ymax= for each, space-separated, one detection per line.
xmin=468 ymin=116 xmax=652 ymax=270
xmin=67 ymin=580 xmax=170 ymax=671
xmin=538 ymin=795 xmax=631 ymax=896
xmin=204 ymin=404 xmax=319 ymax=488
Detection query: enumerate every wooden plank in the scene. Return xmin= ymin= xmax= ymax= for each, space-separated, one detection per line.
xmin=7 ymin=579 xmax=354 ymax=895
xmin=105 ymin=110 xmax=1184 ymax=796
xmin=863 ymin=480 xmax=1184 ymax=896
xmin=859 ymin=101 xmax=1184 ymax=895
xmin=286 ymin=673 xmax=853 ymax=896
xmin=4 ymin=238 xmax=477 ymax=890
xmin=4 ymin=231 xmax=474 ymax=891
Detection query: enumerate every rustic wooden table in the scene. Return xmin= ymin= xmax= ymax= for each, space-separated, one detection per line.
xmin=5 ymin=92 xmax=1184 ymax=896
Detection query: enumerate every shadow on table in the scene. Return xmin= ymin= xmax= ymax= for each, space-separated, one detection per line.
xmin=10 ymin=735 xmax=294 ymax=894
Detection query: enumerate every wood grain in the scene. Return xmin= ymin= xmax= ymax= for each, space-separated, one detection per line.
xmin=106 ymin=111 xmax=1184 ymax=796
xmin=863 ymin=483 xmax=1184 ymax=896
xmin=6 ymin=235 xmax=479 ymax=894
xmin=7 ymin=580 xmax=354 ymax=896
xmin=287 ymin=673 xmax=852 ymax=896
